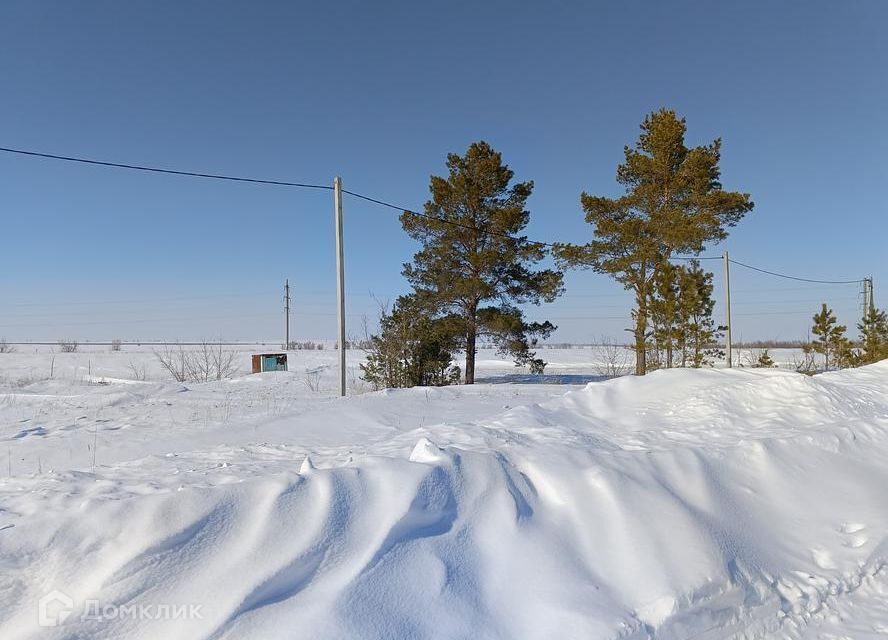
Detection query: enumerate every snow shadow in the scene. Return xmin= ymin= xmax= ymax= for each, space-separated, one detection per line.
xmin=475 ymin=373 xmax=609 ymax=385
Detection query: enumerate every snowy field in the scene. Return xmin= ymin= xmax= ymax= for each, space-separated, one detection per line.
xmin=1 ymin=345 xmax=887 ymax=638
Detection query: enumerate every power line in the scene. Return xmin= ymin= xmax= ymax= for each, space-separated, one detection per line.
xmin=0 ymin=310 xmax=372 ymax=329
xmin=1 ymin=144 xmax=867 ymax=289
xmin=0 ymin=146 xmax=332 ymax=190
xmin=0 ymin=144 xmax=558 ymax=247
xmin=672 ymin=255 xmax=722 ymax=261
xmin=728 ymin=258 xmax=862 ymax=285
xmin=0 ymin=291 xmax=282 ymax=309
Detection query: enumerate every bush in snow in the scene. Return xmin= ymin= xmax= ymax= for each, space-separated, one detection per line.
xmin=754 ymin=349 xmax=776 ymax=368
xmin=360 ymin=295 xmax=461 ymax=390
xmin=154 ymin=341 xmax=239 ymax=383
xmin=57 ymin=339 xmax=78 ymax=353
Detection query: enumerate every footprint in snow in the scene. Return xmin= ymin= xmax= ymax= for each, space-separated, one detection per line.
xmin=844 ymin=535 xmax=869 ymax=549
xmin=11 ymin=426 xmax=47 ymax=440
xmin=839 ymin=522 xmax=868 ymax=548
xmin=811 ymin=547 xmax=835 ymax=570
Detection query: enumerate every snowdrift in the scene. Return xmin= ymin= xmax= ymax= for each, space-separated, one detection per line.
xmin=2 ymin=363 xmax=888 ymax=638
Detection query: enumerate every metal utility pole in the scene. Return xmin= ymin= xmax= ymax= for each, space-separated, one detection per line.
xmin=334 ymin=176 xmax=346 ymax=397
xmin=724 ymin=250 xmax=732 ymax=368
xmin=284 ymin=279 xmax=291 ymax=349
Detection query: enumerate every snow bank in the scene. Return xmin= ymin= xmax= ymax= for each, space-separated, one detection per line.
xmin=2 ymin=363 xmax=888 ymax=638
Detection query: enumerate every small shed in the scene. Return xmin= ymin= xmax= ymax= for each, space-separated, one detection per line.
xmin=252 ymin=353 xmax=288 ymax=373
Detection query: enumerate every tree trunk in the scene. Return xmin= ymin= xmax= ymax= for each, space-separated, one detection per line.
xmin=634 ymin=289 xmax=647 ymax=376
xmin=465 ymin=324 xmax=477 ymax=384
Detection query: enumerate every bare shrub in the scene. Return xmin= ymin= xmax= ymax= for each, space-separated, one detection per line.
xmin=186 ymin=341 xmax=239 ymax=382
xmin=303 ymin=368 xmax=322 ymax=392
xmin=154 ymin=344 xmax=188 ymax=382
xmin=594 ymin=337 xmax=632 ymax=378
xmin=111 ymin=339 xmax=123 ymax=352
xmin=791 ymin=343 xmax=818 ymax=375
xmin=0 ymin=339 xmax=14 ymax=354
xmin=154 ymin=342 xmax=239 ymax=383
xmin=57 ymin=339 xmax=78 ymax=353
xmin=286 ymin=340 xmax=325 ymax=351
xmin=6 ymin=374 xmax=39 ymax=387
xmin=127 ymin=360 xmax=147 ymax=381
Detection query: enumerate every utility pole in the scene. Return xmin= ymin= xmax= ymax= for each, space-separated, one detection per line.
xmin=863 ymin=278 xmax=869 ymax=326
xmin=863 ymin=277 xmax=875 ymax=317
xmin=284 ymin=279 xmax=291 ymax=349
xmin=334 ymin=176 xmax=346 ymax=397
xmin=724 ymin=250 xmax=732 ymax=368
xmin=862 ymin=278 xmax=875 ymax=337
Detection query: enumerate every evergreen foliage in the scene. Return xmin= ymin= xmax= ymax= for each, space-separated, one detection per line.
xmin=679 ymin=260 xmax=724 ymax=367
xmin=755 ymin=350 xmax=776 ymax=368
xmin=360 ymin=295 xmax=461 ymax=390
xmin=810 ymin=303 xmax=848 ymax=371
xmin=401 ymin=141 xmax=563 ymax=384
xmin=553 ymin=109 xmax=753 ymax=375
xmin=857 ymin=307 xmax=888 ymax=365
xmin=648 ymin=262 xmax=681 ymax=369
xmin=647 ymin=260 xmax=721 ymax=369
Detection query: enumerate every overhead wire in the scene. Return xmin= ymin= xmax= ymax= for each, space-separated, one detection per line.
xmin=728 ymin=258 xmax=862 ymax=285
xmin=0 ymin=144 xmax=867 ymax=292
xmin=0 ymin=146 xmax=332 ymax=190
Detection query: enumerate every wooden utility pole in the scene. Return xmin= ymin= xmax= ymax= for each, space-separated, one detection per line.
xmin=284 ymin=279 xmax=291 ymax=349
xmin=334 ymin=177 xmax=346 ymax=397
xmin=724 ymin=251 xmax=732 ymax=368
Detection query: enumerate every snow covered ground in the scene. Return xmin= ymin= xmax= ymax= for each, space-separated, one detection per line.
xmin=1 ymin=345 xmax=887 ymax=638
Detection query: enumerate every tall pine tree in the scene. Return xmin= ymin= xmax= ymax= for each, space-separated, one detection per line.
xmin=554 ymin=109 xmax=753 ymax=375
xmin=401 ymin=142 xmax=563 ymax=384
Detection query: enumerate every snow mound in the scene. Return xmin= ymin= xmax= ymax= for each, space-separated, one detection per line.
xmin=2 ymin=364 xmax=888 ymax=638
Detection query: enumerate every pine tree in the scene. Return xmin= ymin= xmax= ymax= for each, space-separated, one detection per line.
xmin=648 ymin=262 xmax=681 ymax=368
xmin=811 ymin=303 xmax=848 ymax=371
xmin=401 ymin=142 xmax=563 ymax=384
xmin=755 ymin=350 xmax=776 ymax=368
xmin=647 ymin=260 xmax=721 ymax=369
xmin=553 ymin=109 xmax=753 ymax=375
xmin=677 ymin=260 xmax=722 ymax=367
xmin=858 ymin=307 xmax=888 ymax=364
xmin=360 ymin=295 xmax=461 ymax=390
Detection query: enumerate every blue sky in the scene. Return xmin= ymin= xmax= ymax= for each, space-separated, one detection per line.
xmin=1 ymin=0 xmax=885 ymax=343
